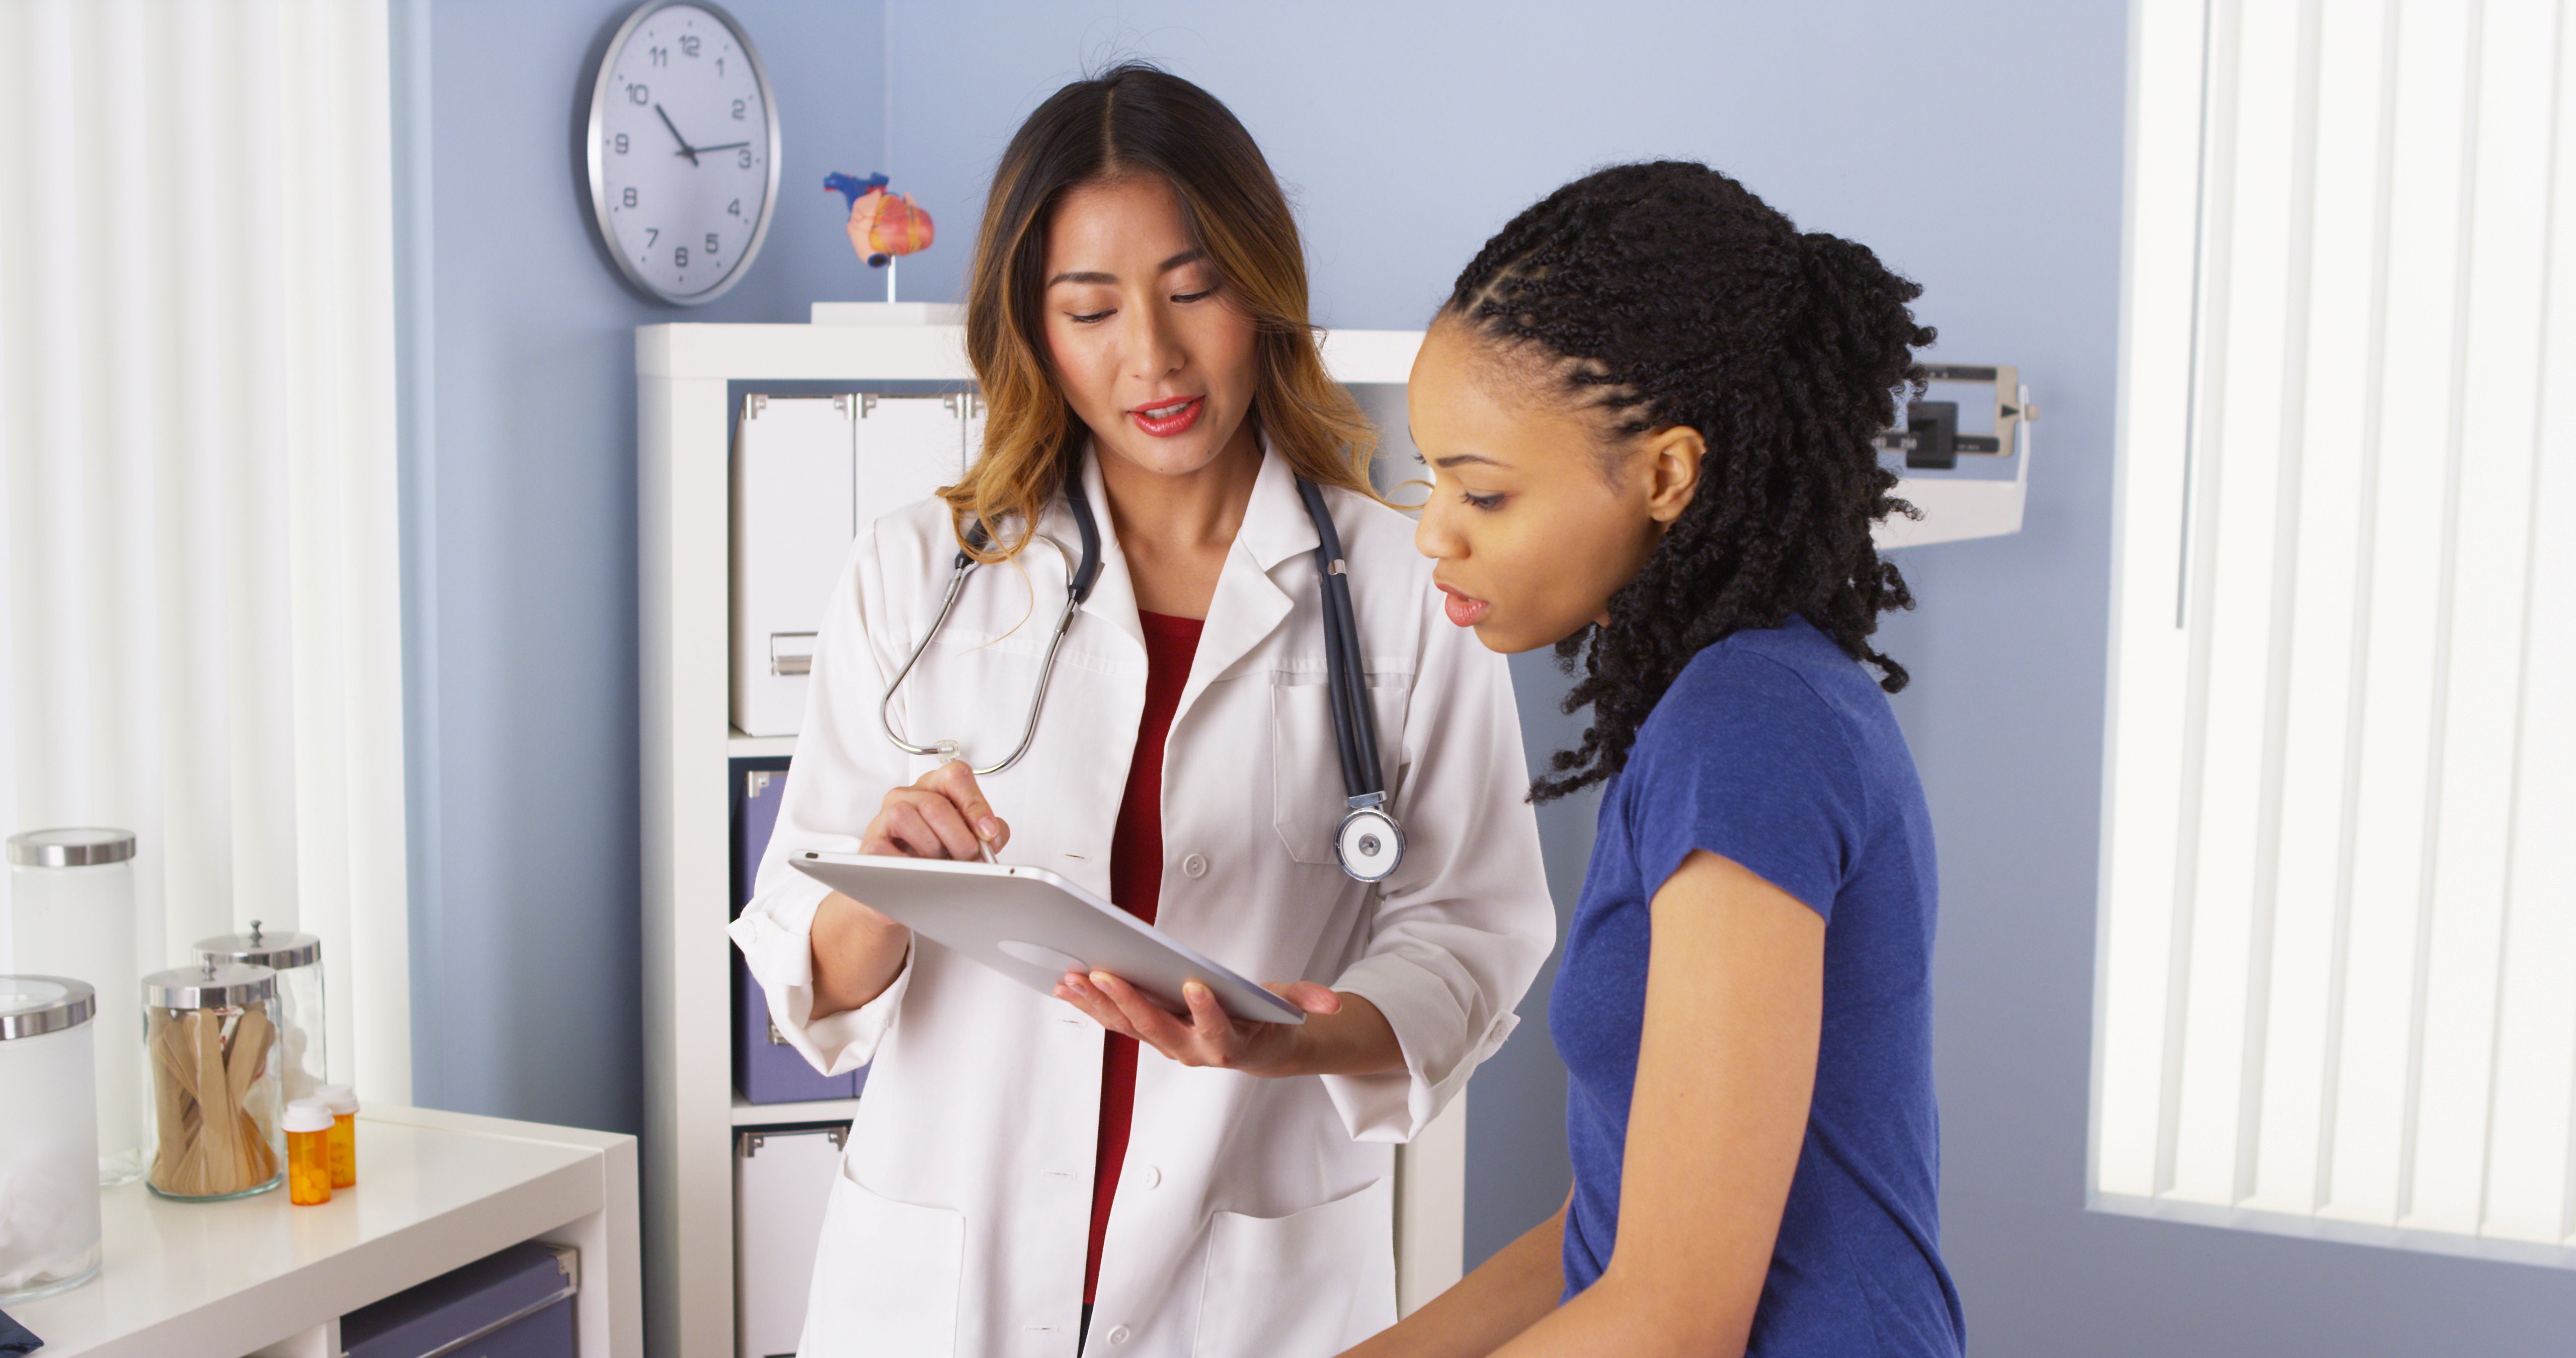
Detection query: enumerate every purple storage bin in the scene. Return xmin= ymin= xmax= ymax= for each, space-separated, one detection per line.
xmin=341 ymin=1240 xmax=577 ymax=1358
xmin=733 ymin=759 xmax=864 ymax=1105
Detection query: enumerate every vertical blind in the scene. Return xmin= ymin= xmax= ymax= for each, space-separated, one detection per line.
xmin=2099 ymin=0 xmax=2576 ymax=1260
xmin=0 ymin=0 xmax=411 ymax=1104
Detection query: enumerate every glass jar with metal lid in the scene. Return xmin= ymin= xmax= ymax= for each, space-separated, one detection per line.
xmin=0 ymin=975 xmax=104 ymax=1302
xmin=140 ymin=961 xmax=285 ymax=1201
xmin=8 ymin=827 xmax=142 ymax=1186
xmin=198 ymin=919 xmax=326 ymax=1103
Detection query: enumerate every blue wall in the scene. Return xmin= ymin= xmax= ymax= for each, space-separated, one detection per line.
xmin=397 ymin=0 xmax=889 ymax=1135
xmin=402 ymin=2 xmax=2576 ymax=1351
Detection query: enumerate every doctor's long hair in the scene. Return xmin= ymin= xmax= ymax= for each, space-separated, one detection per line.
xmin=1443 ymin=161 xmax=1934 ymax=802
xmin=945 ymin=62 xmax=1378 ymax=558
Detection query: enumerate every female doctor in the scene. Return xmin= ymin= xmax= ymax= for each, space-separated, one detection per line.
xmin=730 ymin=63 xmax=1554 ymax=1358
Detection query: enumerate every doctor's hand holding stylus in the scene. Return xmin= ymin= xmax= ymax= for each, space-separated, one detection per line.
xmin=803 ymin=759 xmax=998 ymax=1024
xmin=858 ymin=757 xmax=1012 ymax=862
xmin=811 ymin=758 xmax=1400 ymax=1077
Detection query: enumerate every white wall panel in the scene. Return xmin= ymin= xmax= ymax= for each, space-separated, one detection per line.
xmin=2100 ymin=0 xmax=2576 ymax=1266
xmin=2481 ymin=0 xmax=2576 ymax=1249
xmin=2406 ymin=0 xmax=2559 ymax=1237
xmin=2096 ymin=0 xmax=2212 ymax=1202
xmin=2168 ymin=0 xmax=2302 ymax=1207
xmin=0 ymin=0 xmax=409 ymax=1104
xmin=2250 ymin=0 xmax=2390 ymax=1219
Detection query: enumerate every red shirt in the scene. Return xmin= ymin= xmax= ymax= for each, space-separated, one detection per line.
xmin=1087 ymin=610 xmax=1202 ymax=1305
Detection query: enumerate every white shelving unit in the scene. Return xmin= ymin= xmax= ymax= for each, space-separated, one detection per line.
xmin=636 ymin=317 xmax=1467 ymax=1358
xmin=728 ymin=1092 xmax=862 ymax=1128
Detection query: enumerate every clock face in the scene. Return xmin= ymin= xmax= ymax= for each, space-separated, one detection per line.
xmin=588 ymin=2 xmax=777 ymax=304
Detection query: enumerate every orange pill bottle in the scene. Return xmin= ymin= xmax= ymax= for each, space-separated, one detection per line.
xmin=283 ymin=1098 xmax=334 ymax=1206
xmin=317 ymin=1083 xmax=358 ymax=1189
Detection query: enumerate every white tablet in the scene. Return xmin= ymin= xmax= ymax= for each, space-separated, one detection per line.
xmin=788 ymin=852 xmax=1305 ymax=1026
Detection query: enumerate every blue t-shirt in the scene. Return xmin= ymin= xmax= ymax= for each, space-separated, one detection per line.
xmin=1551 ymin=618 xmax=1964 ymax=1356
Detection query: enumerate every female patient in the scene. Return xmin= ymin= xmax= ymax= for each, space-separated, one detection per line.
xmin=1353 ymin=161 xmax=1965 ymax=1356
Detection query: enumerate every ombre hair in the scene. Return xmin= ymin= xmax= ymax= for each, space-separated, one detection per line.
xmin=945 ymin=62 xmax=1378 ymax=558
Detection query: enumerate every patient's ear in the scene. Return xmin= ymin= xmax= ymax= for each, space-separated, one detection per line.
xmin=1641 ymin=426 xmax=1706 ymax=525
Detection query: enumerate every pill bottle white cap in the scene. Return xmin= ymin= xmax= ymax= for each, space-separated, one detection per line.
xmin=283 ymin=1098 xmax=336 ymax=1135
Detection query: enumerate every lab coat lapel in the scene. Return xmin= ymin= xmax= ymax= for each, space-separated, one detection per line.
xmin=1177 ymin=446 xmax=1319 ymax=719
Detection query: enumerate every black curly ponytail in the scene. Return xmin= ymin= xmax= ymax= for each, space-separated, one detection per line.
xmin=1442 ymin=161 xmax=1934 ymax=803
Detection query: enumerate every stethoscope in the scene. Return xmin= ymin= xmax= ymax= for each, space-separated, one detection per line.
xmin=880 ymin=469 xmax=1404 ymax=883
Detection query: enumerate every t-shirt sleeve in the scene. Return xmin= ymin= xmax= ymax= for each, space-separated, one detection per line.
xmin=1625 ymin=650 xmax=1868 ymax=922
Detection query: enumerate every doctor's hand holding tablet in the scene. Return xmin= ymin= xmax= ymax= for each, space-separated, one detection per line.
xmin=730 ymin=62 xmax=1553 ymax=1358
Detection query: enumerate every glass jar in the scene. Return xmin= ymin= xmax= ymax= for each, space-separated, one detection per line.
xmin=8 ymin=828 xmax=143 ymax=1185
xmin=197 ymin=920 xmax=326 ymax=1103
xmin=141 ymin=962 xmax=284 ymax=1201
xmin=0 ymin=976 xmax=104 ymax=1303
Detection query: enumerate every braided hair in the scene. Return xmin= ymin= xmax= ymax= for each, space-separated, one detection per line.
xmin=1442 ymin=161 xmax=1934 ymax=803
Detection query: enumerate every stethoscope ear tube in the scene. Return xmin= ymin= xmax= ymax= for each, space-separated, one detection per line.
xmin=1325 ymin=568 xmax=1380 ymax=795
xmin=1320 ymin=570 xmax=1369 ymax=800
xmin=1320 ymin=571 xmax=1402 ymax=876
xmin=1296 ymin=477 xmax=1388 ymax=806
xmin=1300 ymin=477 xmax=1403 ymax=885
xmin=1061 ymin=460 xmax=1105 ymax=603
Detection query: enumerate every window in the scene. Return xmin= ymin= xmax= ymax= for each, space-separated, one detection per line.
xmin=0 ymin=1 xmax=411 ymax=1099
xmin=2097 ymin=0 xmax=2576 ymax=1262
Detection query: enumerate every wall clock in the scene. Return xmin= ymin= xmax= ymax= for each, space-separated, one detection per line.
xmin=585 ymin=1 xmax=780 ymax=305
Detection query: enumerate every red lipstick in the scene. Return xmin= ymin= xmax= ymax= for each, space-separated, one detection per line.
xmin=1130 ymin=395 xmax=1204 ymax=439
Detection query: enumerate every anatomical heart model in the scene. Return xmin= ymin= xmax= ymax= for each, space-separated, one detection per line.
xmin=826 ymin=172 xmax=934 ymax=268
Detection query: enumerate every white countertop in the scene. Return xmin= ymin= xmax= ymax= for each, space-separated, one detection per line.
xmin=13 ymin=1104 xmax=639 ymax=1358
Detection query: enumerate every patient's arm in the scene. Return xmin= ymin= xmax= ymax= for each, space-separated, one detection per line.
xmin=1344 ymin=850 xmax=1824 ymax=1358
xmin=1337 ymin=1187 xmax=1569 ymax=1358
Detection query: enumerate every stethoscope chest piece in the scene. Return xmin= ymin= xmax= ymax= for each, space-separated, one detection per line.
xmin=1334 ymin=802 xmax=1404 ymax=884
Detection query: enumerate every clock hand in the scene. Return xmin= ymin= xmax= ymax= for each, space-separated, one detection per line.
xmin=653 ymin=104 xmax=698 ymax=165
xmin=692 ymin=141 xmax=751 ymax=153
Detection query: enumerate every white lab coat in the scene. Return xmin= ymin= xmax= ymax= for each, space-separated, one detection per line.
xmin=731 ymin=445 xmax=1554 ymax=1358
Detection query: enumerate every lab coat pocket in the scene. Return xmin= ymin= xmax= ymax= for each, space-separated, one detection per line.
xmin=1194 ymin=1175 xmax=1398 ymax=1357
xmin=797 ymin=1158 xmax=965 ymax=1358
xmin=1271 ymin=676 xmax=1406 ymax=866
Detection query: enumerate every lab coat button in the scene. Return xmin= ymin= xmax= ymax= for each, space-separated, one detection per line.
xmin=1106 ymin=1324 xmax=1132 ymax=1345
xmin=1181 ymin=854 xmax=1208 ymax=879
xmin=1136 ymin=1163 xmax=1160 ymax=1190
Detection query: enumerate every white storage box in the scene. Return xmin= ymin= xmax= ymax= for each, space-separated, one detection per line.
xmin=730 ymin=395 xmax=856 ymax=738
xmin=729 ymin=393 xmax=971 ymax=737
xmin=856 ymin=393 xmax=971 ymax=526
xmin=733 ymin=1124 xmax=847 ymax=1358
